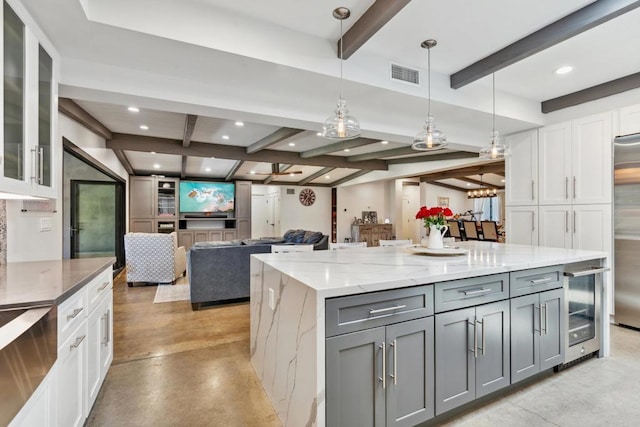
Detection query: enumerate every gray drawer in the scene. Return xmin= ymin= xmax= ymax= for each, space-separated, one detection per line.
xmin=510 ymin=265 xmax=564 ymax=297
xmin=434 ymin=273 xmax=509 ymax=313
xmin=325 ymin=285 xmax=433 ymax=337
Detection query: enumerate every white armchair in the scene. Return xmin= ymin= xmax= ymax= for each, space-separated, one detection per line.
xmin=124 ymin=232 xmax=187 ymax=286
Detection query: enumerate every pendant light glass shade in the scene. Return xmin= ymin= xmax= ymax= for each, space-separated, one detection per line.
xmin=479 ymin=73 xmax=510 ymax=160
xmin=412 ymin=39 xmax=447 ymax=151
xmin=322 ymin=8 xmax=360 ymax=140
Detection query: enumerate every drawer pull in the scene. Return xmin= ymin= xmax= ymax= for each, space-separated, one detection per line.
xmin=70 ymin=335 xmax=86 ymax=350
xmin=98 ymin=281 xmax=110 ymax=291
xmin=460 ymin=288 xmax=491 ymax=296
xmin=369 ymin=305 xmax=407 ymax=315
xmin=67 ymin=307 xmax=83 ymax=320
xmin=530 ymin=277 xmax=553 ymax=285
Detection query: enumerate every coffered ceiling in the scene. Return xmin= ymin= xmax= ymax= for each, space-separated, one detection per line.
xmin=23 ymin=0 xmax=640 ymax=192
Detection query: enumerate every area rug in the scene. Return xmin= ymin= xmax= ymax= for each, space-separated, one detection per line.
xmin=153 ymin=278 xmax=190 ymax=303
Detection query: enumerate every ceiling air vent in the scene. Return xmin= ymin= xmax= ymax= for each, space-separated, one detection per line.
xmin=391 ymin=63 xmax=419 ymax=85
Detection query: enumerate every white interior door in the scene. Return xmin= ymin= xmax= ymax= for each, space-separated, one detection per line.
xmin=402 ymin=185 xmax=420 ymax=243
xmin=251 ymin=194 xmax=272 ymax=238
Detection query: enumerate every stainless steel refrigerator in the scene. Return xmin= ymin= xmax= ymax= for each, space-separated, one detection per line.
xmin=614 ymin=133 xmax=640 ymax=329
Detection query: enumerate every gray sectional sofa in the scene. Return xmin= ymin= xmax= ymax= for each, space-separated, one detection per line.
xmin=188 ymin=230 xmax=328 ymax=310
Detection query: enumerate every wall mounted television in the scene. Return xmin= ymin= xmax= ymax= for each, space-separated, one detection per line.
xmin=179 ymin=181 xmax=235 ymax=216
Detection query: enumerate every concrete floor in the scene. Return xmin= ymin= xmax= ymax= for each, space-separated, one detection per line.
xmin=88 ymin=273 xmax=640 ymax=427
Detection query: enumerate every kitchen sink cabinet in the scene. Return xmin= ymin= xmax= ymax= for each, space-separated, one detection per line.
xmin=511 ymin=288 xmax=565 ymax=383
xmin=434 ymin=300 xmax=510 ymax=415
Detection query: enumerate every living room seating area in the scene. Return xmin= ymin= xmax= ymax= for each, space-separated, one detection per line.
xmin=124 ymin=232 xmax=187 ymax=286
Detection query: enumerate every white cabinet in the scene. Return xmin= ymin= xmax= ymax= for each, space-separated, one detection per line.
xmin=539 ymin=113 xmax=612 ymax=206
xmin=505 ymin=206 xmax=538 ymax=246
xmin=618 ymin=103 xmax=640 ymax=136
xmin=505 ymin=129 xmax=538 ymax=206
xmin=57 ymin=322 xmax=88 ymax=427
xmin=87 ymin=292 xmax=113 ymax=409
xmin=0 ymin=0 xmax=58 ymax=199
xmin=8 ymin=367 xmax=57 ymax=427
xmin=539 ymin=204 xmax=612 ymax=253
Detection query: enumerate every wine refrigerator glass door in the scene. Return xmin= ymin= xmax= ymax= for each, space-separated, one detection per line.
xmin=567 ymin=274 xmax=596 ymax=346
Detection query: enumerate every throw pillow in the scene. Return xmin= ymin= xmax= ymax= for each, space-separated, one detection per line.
xmin=286 ymin=229 xmax=306 ymax=244
xmin=302 ymin=231 xmax=323 ymax=244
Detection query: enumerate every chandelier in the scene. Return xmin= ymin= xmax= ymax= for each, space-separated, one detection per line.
xmin=467 ymin=174 xmax=498 ymax=199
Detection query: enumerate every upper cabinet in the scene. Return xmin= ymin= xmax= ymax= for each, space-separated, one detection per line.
xmin=539 ymin=113 xmax=612 ymax=205
xmin=617 ymin=104 xmax=640 ymax=136
xmin=505 ymin=129 xmax=538 ymax=206
xmin=0 ymin=0 xmax=58 ymax=199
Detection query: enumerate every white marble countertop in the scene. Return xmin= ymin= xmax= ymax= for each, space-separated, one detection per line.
xmin=0 ymin=257 xmax=116 ymax=309
xmin=253 ymin=241 xmax=607 ymax=298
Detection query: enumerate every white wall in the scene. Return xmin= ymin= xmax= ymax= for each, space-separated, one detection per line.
xmin=422 ymin=183 xmax=473 ymax=216
xmin=279 ymin=185 xmax=331 ymax=236
xmin=336 ymin=181 xmax=391 ymax=243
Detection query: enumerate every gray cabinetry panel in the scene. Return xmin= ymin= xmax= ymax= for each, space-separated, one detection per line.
xmin=475 ymin=300 xmax=510 ymax=398
xmin=539 ymin=288 xmax=565 ymax=370
xmin=510 ymin=265 xmax=564 ymax=297
xmin=386 ymin=317 xmax=434 ymax=427
xmin=326 ymin=327 xmax=386 ymax=427
xmin=435 ymin=307 xmax=475 ymax=415
xmin=434 ymin=273 xmax=509 ymax=313
xmin=130 ymin=177 xmax=154 ymax=218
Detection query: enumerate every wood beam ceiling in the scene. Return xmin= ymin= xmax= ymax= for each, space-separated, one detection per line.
xmin=457 ymin=176 xmax=505 ymax=189
xmin=225 ymin=161 xmax=243 ymax=181
xmin=111 ymin=149 xmax=134 ymax=175
xmin=300 ymin=137 xmax=378 ymax=158
xmin=386 ymin=151 xmax=478 ymax=164
xmin=59 ymin=98 xmax=112 ymax=140
xmin=245 ymin=128 xmax=304 ymax=154
xmin=107 ymin=133 xmax=388 ymax=171
xmin=182 ymin=115 xmax=197 ymax=148
xmin=450 ymin=0 xmax=640 ymax=89
xmin=423 ymin=181 xmax=468 ymax=193
xmin=417 ymin=162 xmax=504 ymax=181
xmin=346 ymin=146 xmax=416 ymax=162
xmin=340 ymin=0 xmax=412 ymax=60
xmin=330 ymin=169 xmax=371 ymax=186
xmin=298 ymin=167 xmax=336 ymax=186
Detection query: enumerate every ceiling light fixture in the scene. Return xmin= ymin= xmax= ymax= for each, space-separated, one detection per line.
xmin=205 ymin=167 xmax=211 ymax=172
xmin=381 ymin=140 xmax=389 ymax=145
xmin=325 ymin=175 xmax=330 ymax=179
xmin=222 ymin=135 xmax=230 ymax=140
xmin=344 ymin=148 xmax=350 ymax=152
xmin=153 ymin=163 xmax=160 ymax=169
xmin=413 ymin=39 xmax=447 ymax=151
xmin=128 ymin=106 xmax=139 ymax=113
xmin=150 ymin=151 xmax=156 ymax=154
xmin=554 ymin=65 xmax=573 ymax=75
xmin=250 ymin=170 xmax=256 ymax=175
xmin=467 ymin=174 xmax=497 ymax=199
xmin=322 ymin=7 xmax=360 ymax=140
xmin=235 ymin=121 xmax=244 ymax=127
xmin=288 ymin=142 xmax=295 ymax=147
xmin=139 ymin=125 xmax=149 ymax=130
xmin=479 ymin=73 xmax=510 ymax=160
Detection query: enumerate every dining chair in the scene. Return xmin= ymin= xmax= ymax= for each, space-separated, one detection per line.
xmin=462 ymin=221 xmax=480 ymax=240
xmin=329 ymin=242 xmax=368 ymax=250
xmin=379 ymin=239 xmax=412 ymax=247
xmin=447 ymin=221 xmax=462 ymax=241
xmin=480 ymin=221 xmax=500 ymax=242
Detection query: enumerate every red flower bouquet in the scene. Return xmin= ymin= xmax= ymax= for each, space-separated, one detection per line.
xmin=415 ymin=206 xmax=453 ymax=228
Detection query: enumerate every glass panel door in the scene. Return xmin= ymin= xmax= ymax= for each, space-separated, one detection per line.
xmin=567 ymin=274 xmax=596 ymax=346
xmin=70 ymin=181 xmax=116 ymax=259
xmin=38 ymin=44 xmax=52 ymax=187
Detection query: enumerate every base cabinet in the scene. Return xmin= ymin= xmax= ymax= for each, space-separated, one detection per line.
xmin=434 ymin=300 xmax=510 ymax=415
xmin=511 ymin=288 xmax=564 ymax=383
xmin=87 ymin=292 xmax=114 ymax=409
xmin=326 ymin=317 xmax=435 ymax=427
xmin=57 ymin=322 xmax=88 ymax=427
xmin=8 ymin=367 xmax=57 ymax=427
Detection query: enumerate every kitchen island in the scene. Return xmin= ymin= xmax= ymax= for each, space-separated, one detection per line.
xmin=250 ymin=241 xmax=608 ymax=427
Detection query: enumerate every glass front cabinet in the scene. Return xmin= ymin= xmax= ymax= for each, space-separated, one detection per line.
xmin=1 ymin=0 xmax=58 ymax=198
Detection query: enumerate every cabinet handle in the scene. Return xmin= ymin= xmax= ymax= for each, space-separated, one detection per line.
xmin=70 ymin=335 xmax=86 ymax=350
xmin=532 ymin=212 xmax=536 ymax=232
xmin=390 ymin=339 xmax=397 ymax=385
xmin=573 ymin=176 xmax=577 ymax=200
xmin=530 ymin=277 xmax=553 ymax=284
xmin=461 ymin=288 xmax=491 ymax=296
xmin=98 ymin=281 xmax=110 ymax=291
xmin=379 ymin=342 xmax=386 ymax=389
xmin=369 ymin=305 xmax=406 ymax=315
xmin=573 ymin=211 xmax=577 ymax=234
xmin=477 ymin=319 xmax=485 ymax=356
xmin=532 ymin=180 xmax=535 ymax=201
xmin=67 ymin=307 xmax=83 ymax=320
xmin=565 ymin=211 xmax=569 ymax=233
xmin=543 ymin=303 xmax=549 ymax=336
xmin=565 ymin=177 xmax=569 ymax=200
xmin=38 ymin=147 xmax=44 ymax=185
xmin=534 ymin=305 xmax=541 ymax=334
xmin=101 ymin=310 xmax=111 ymax=345
xmin=469 ymin=319 xmax=478 ymax=358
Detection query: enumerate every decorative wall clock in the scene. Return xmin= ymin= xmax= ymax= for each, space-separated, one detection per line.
xmin=299 ymin=188 xmax=316 ymax=206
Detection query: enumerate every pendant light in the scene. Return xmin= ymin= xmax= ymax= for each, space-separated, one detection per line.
xmin=467 ymin=173 xmax=498 ymax=199
xmin=479 ymin=73 xmax=510 ymax=160
xmin=412 ymin=39 xmax=447 ymax=151
xmin=322 ymin=7 xmax=361 ymax=140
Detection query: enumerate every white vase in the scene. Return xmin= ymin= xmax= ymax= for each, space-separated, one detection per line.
xmin=425 ymin=224 xmax=448 ymax=249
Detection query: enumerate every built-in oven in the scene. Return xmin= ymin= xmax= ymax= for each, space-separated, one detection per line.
xmin=563 ymin=262 xmax=609 ymax=364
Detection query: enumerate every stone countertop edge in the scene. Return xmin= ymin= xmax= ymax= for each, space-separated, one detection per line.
xmin=252 ymin=242 xmax=608 ymax=299
xmin=0 ymin=257 xmax=116 ymax=309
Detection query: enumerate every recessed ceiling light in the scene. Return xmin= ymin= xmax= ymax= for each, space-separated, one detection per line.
xmin=501 ymin=179 xmax=505 ymax=183
xmin=153 ymin=163 xmax=160 ymax=169
xmin=325 ymin=175 xmax=330 ymax=179
xmin=344 ymin=148 xmax=350 ymax=152
xmin=150 ymin=151 xmax=156 ymax=154
xmin=381 ymin=140 xmax=389 ymax=145
xmin=288 ymin=142 xmax=295 ymax=147
xmin=222 ymin=135 xmax=230 ymax=140
xmin=289 ymin=173 xmax=295 ymax=176
xmin=139 ymin=125 xmax=149 ymax=130
xmin=554 ymin=65 xmax=573 ymax=75
xmin=316 ymin=132 xmax=322 ymax=136
xmin=235 ymin=121 xmax=244 ymax=127
xmin=205 ymin=167 xmax=211 ymax=172
xmin=250 ymin=170 xmax=256 ymax=175
xmin=467 ymin=183 xmax=471 ymax=186
xmin=128 ymin=106 xmax=139 ymax=113
xmin=210 ymin=156 xmax=215 ymax=159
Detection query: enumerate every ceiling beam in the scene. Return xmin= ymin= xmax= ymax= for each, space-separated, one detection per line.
xmin=423 ymin=181 xmax=468 ymax=193
xmin=111 ymin=149 xmax=134 ymax=175
xmin=182 ymin=114 xmax=198 ymax=148
xmin=58 ymin=98 xmax=112 ymax=140
xmin=347 ymin=146 xmax=424 ymax=162
xmin=107 ymin=133 xmax=388 ymax=171
xmin=457 ymin=177 xmax=505 ymax=189
xmin=386 ymin=151 xmax=478 ymax=164
xmin=263 ymin=164 xmax=293 ymax=184
xmin=225 ymin=160 xmax=243 ymax=181
xmin=330 ymin=169 xmax=371 ymax=186
xmin=298 ymin=167 xmax=336 ymax=186
xmin=541 ymin=71 xmax=640 ymax=113
xmin=246 ymin=128 xmax=304 ymax=154
xmin=300 ymin=137 xmax=378 ymax=158
xmin=450 ymin=0 xmax=640 ymax=89
xmin=340 ymin=0 xmax=412 ymax=60
xmin=417 ymin=162 xmax=504 ymax=181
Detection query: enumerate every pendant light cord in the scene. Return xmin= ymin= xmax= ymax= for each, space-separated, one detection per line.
xmin=427 ymin=47 xmax=431 ymax=117
xmin=339 ymin=19 xmax=343 ymax=100
xmin=492 ymin=73 xmax=496 ymax=134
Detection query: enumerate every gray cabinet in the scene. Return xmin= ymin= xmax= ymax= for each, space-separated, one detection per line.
xmin=129 ymin=176 xmax=179 ymax=233
xmin=326 ymin=317 xmax=434 ymax=427
xmin=235 ymin=181 xmax=251 ymax=239
xmin=435 ymin=300 xmax=510 ymax=415
xmin=511 ymin=288 xmax=564 ymax=383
